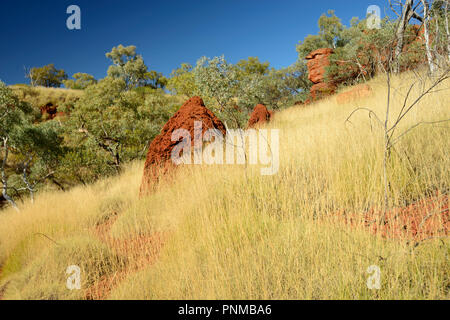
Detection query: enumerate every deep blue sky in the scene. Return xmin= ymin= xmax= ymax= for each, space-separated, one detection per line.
xmin=0 ymin=0 xmax=391 ymax=85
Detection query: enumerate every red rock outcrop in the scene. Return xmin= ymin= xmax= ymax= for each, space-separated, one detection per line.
xmin=306 ymin=48 xmax=334 ymax=84
xmin=39 ymin=103 xmax=67 ymax=120
xmin=305 ymin=48 xmax=337 ymax=100
xmin=247 ymin=104 xmax=272 ymax=128
xmin=140 ymin=96 xmax=226 ymax=195
xmin=40 ymin=103 xmax=58 ymax=120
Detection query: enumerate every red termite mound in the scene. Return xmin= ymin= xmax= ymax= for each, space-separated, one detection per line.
xmin=247 ymin=104 xmax=272 ymax=128
xmin=140 ymin=96 xmax=226 ymax=195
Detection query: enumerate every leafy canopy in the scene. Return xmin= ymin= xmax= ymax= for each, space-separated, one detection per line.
xmin=63 ymin=73 xmax=97 ymax=90
xmin=26 ymin=64 xmax=68 ymax=88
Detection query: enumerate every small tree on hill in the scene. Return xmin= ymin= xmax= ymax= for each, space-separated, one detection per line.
xmin=235 ymin=57 xmax=270 ymax=80
xmin=26 ymin=64 xmax=68 ymax=88
xmin=296 ymin=10 xmax=346 ymax=59
xmin=106 ymin=45 xmax=149 ymax=89
xmin=167 ymin=63 xmax=197 ymax=97
xmin=63 ymin=73 xmax=97 ymax=90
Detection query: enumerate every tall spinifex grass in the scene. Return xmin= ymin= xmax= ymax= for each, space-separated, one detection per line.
xmin=0 ymin=70 xmax=448 ymax=300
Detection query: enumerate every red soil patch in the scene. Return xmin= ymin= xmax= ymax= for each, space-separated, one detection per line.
xmin=85 ymin=232 xmax=166 ymax=300
xmin=336 ymin=84 xmax=373 ymax=104
xmin=248 ymin=104 xmax=272 ymax=128
xmin=140 ymin=96 xmax=226 ymax=195
xmin=85 ymin=271 xmax=125 ymax=301
xmin=338 ymin=193 xmax=449 ymax=241
xmin=86 ymin=214 xmax=168 ymax=300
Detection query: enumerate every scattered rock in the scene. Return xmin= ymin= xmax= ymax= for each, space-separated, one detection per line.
xmin=247 ymin=104 xmax=272 ymax=128
xmin=140 ymin=96 xmax=226 ymax=195
xmin=336 ymin=84 xmax=372 ymax=104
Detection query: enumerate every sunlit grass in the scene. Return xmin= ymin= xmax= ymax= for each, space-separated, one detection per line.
xmin=0 ymin=70 xmax=448 ymax=300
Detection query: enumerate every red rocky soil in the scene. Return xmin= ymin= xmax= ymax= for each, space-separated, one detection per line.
xmin=336 ymin=84 xmax=373 ymax=104
xmin=338 ymin=193 xmax=449 ymax=241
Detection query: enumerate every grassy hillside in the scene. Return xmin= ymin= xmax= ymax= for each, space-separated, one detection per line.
xmin=9 ymin=84 xmax=83 ymax=108
xmin=0 ymin=71 xmax=448 ymax=300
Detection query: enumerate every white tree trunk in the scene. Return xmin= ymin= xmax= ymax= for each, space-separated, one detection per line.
xmin=1 ymin=138 xmax=19 ymax=211
xmin=422 ymin=0 xmax=437 ymax=73
xmin=445 ymin=0 xmax=450 ymax=62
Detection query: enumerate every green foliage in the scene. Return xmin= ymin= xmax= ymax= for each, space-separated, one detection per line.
xmin=106 ymin=45 xmax=149 ymax=89
xmin=10 ymin=85 xmax=83 ymax=116
xmin=61 ymin=77 xmax=177 ymax=183
xmin=193 ymin=55 xmax=261 ymax=127
xmin=323 ymin=17 xmax=422 ymax=86
xmin=296 ymin=34 xmax=329 ymax=60
xmin=194 ymin=56 xmax=238 ymax=111
xmin=193 ymin=55 xmax=310 ymax=127
xmin=26 ymin=64 xmax=68 ymax=88
xmin=296 ymin=10 xmax=345 ymax=59
xmin=166 ymin=63 xmax=198 ymax=97
xmin=318 ymin=10 xmax=345 ymax=48
xmin=296 ymin=9 xmax=429 ymax=89
xmin=63 ymin=73 xmax=97 ymax=90
xmin=106 ymin=44 xmax=167 ymax=90
xmin=397 ymin=25 xmax=426 ymax=71
xmin=268 ymin=62 xmax=311 ymax=105
xmin=144 ymin=70 xmax=167 ymax=89
xmin=0 ymin=82 xmax=33 ymax=132
xmin=235 ymin=57 xmax=270 ymax=79
xmin=0 ymin=81 xmax=63 ymax=205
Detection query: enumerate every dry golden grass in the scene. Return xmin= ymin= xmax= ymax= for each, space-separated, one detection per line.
xmin=0 ymin=70 xmax=448 ymax=300
xmin=9 ymin=85 xmax=83 ymax=108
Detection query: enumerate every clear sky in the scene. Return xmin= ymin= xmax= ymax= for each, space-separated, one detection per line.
xmin=0 ymin=0 xmax=391 ymax=85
